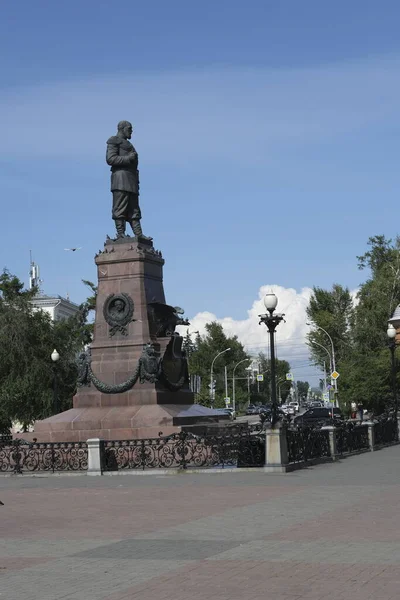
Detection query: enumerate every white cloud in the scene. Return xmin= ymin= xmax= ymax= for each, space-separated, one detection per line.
xmin=178 ymin=283 xmax=361 ymax=387
xmin=178 ymin=284 xmax=321 ymax=384
xmin=1 ymin=54 xmax=400 ymax=164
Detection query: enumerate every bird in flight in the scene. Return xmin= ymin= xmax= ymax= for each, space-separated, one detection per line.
xmin=64 ymin=247 xmax=82 ymax=252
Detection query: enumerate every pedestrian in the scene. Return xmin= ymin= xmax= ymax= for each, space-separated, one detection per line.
xmin=351 ymin=401 xmax=357 ymax=419
xmin=357 ymin=402 xmax=364 ymax=422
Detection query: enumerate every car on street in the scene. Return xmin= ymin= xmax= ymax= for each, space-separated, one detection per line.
xmin=294 ymin=407 xmax=342 ymax=427
xmin=281 ymin=404 xmax=295 ymax=416
xmin=217 ymin=408 xmax=237 ymax=420
xmin=259 ymin=407 xmax=288 ymax=424
xmin=289 ymin=401 xmax=299 ymax=413
xmin=246 ymin=404 xmax=258 ymax=415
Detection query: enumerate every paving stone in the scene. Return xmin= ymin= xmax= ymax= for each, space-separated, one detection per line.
xmin=1 ymin=444 xmax=400 ymax=599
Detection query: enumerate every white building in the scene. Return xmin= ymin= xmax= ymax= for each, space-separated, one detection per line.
xmin=30 ymin=294 xmax=80 ymax=322
xmin=29 ymin=259 xmax=80 ymax=322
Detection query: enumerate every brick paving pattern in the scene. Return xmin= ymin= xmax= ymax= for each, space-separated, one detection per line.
xmin=1 ymin=446 xmax=400 ymax=599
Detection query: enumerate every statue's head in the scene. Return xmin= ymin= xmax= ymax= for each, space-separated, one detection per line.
xmin=113 ymin=299 xmax=124 ymax=313
xmin=117 ymin=120 xmax=133 ymax=140
xmin=144 ymin=343 xmax=155 ymax=356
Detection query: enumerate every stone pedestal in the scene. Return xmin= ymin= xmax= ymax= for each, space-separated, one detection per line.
xmin=24 ymin=236 xmax=227 ymax=442
xmin=264 ymin=423 xmax=290 ymax=473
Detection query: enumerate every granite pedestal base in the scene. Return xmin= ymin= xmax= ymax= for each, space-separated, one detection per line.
xmin=21 ymin=235 xmax=228 ymax=443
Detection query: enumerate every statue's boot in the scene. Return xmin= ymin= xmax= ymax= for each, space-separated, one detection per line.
xmin=130 ymin=219 xmax=152 ymax=241
xmin=115 ymin=219 xmax=128 ymax=239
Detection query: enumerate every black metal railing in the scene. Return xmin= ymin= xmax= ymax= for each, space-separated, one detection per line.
xmin=0 ymin=440 xmax=88 ymax=474
xmin=335 ymin=424 xmax=369 ymax=455
xmin=286 ymin=427 xmax=331 ymax=463
xmin=374 ymin=418 xmax=398 ymax=446
xmin=101 ymin=428 xmax=265 ymax=471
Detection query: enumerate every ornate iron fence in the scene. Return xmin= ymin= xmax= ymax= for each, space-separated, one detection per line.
xmin=335 ymin=424 xmax=369 ymax=455
xmin=287 ymin=427 xmax=331 ymax=464
xmin=101 ymin=428 xmax=265 ymax=471
xmin=0 ymin=440 xmax=88 ymax=474
xmin=374 ymin=419 xmax=398 ymax=446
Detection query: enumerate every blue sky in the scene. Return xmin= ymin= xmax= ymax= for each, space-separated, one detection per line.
xmin=1 ymin=0 xmax=400 ymax=382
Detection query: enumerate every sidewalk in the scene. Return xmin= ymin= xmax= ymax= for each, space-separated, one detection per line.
xmin=1 ymin=445 xmax=400 ymax=599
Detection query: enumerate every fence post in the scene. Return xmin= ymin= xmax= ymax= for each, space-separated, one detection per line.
xmin=365 ymin=422 xmax=375 ymax=451
xmin=321 ymin=426 xmax=337 ymax=460
xmin=264 ymin=423 xmax=289 ymax=473
xmin=87 ymin=438 xmax=102 ymax=476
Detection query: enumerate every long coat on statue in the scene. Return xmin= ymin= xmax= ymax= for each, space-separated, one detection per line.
xmin=106 ymin=135 xmax=139 ymax=194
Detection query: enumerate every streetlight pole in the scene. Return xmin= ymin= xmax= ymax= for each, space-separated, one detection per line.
xmin=311 ymin=340 xmax=333 ymax=403
xmin=210 ymin=348 xmax=231 ymax=408
xmin=307 ymin=323 xmax=338 ymax=407
xmin=232 ymin=358 xmax=251 ymax=413
xmin=51 ymin=349 xmax=60 ymax=414
xmin=387 ymin=324 xmax=398 ymax=419
xmin=259 ymin=293 xmax=285 ymax=427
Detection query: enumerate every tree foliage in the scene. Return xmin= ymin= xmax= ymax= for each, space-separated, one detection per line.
xmin=0 ymin=271 xmax=92 ymax=430
xmin=306 ymin=236 xmax=400 ymax=413
xmin=296 ymin=381 xmax=310 ymax=401
xmin=256 ymin=352 xmax=292 ymax=403
xmin=306 ymin=284 xmax=353 ymax=369
xmin=187 ymin=322 xmax=250 ymax=409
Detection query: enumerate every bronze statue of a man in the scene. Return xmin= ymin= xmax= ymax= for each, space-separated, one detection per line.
xmin=106 ymin=121 xmax=150 ymax=240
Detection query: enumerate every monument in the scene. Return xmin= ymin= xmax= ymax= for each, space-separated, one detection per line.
xmin=28 ymin=121 xmax=227 ymax=442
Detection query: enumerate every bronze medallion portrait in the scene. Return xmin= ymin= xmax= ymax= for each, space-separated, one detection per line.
xmin=103 ymin=293 xmax=135 ymax=336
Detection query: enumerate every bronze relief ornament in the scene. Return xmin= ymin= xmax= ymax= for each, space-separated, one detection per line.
xmin=103 ymin=293 xmax=135 ymax=336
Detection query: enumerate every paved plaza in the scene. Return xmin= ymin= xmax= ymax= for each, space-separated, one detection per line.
xmin=1 ymin=446 xmax=400 ymax=600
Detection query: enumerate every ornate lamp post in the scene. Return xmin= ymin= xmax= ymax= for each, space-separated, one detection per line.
xmin=259 ymin=293 xmax=285 ymax=426
xmin=51 ymin=349 xmax=60 ymax=414
xmin=387 ymin=324 xmax=398 ymax=418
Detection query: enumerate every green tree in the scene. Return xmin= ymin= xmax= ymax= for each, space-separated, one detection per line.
xmin=0 ymin=271 xmax=91 ymax=430
xmin=305 ymin=236 xmax=400 ymax=414
xmin=255 ymin=353 xmax=292 ymax=404
xmin=296 ymin=381 xmax=310 ymax=401
xmin=188 ymin=322 xmax=250 ymax=409
xmin=354 ymin=235 xmax=400 ymax=353
xmin=306 ymin=284 xmax=354 ymax=370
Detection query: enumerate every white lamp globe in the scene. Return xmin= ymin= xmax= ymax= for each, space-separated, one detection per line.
xmin=264 ymin=293 xmax=278 ymax=311
xmin=387 ymin=324 xmax=396 ymax=339
xmin=51 ymin=349 xmax=60 ymax=362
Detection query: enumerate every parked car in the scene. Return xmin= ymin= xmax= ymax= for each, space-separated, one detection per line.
xmin=246 ymin=404 xmax=258 ymax=415
xmin=294 ymin=407 xmax=342 ymax=427
xmin=281 ymin=404 xmax=295 ymax=415
xmin=216 ymin=408 xmax=237 ymax=420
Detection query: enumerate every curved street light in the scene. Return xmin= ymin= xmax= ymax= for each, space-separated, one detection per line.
xmin=307 ymin=323 xmax=338 ymax=407
xmin=232 ymin=358 xmax=251 ymax=413
xmin=210 ymin=348 xmax=231 ymax=407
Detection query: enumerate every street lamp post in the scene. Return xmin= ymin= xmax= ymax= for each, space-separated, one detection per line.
xmin=232 ymin=358 xmax=251 ymax=413
xmin=307 ymin=323 xmax=338 ymax=407
xmin=51 ymin=349 xmax=60 ymax=414
xmin=387 ymin=324 xmax=398 ymax=419
xmin=210 ymin=348 xmax=231 ymax=408
xmin=311 ymin=340 xmax=333 ymax=402
xmin=259 ymin=293 xmax=285 ymax=427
